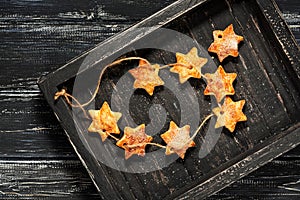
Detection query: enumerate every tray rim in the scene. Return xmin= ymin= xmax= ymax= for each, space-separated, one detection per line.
xmin=38 ymin=0 xmax=300 ymax=199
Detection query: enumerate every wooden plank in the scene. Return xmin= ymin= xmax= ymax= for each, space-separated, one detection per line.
xmin=0 ymin=160 xmax=100 ymax=199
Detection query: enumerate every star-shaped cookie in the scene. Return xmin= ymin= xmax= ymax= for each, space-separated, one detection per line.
xmin=116 ymin=124 xmax=153 ymax=159
xmin=129 ymin=60 xmax=164 ymax=95
xmin=213 ymin=97 xmax=247 ymax=132
xmin=170 ymin=47 xmax=208 ymax=83
xmin=161 ymin=121 xmax=195 ymax=159
xmin=208 ymin=24 xmax=243 ymax=62
xmin=204 ymin=65 xmax=237 ymax=102
xmin=88 ymin=101 xmax=122 ymax=141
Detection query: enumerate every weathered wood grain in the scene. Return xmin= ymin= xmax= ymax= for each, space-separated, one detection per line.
xmin=0 ymin=0 xmax=299 ymax=199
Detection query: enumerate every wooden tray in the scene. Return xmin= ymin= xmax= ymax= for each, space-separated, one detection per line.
xmin=38 ymin=0 xmax=300 ymax=199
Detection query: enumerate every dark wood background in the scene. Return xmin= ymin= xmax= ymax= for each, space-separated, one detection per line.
xmin=0 ymin=0 xmax=299 ymax=199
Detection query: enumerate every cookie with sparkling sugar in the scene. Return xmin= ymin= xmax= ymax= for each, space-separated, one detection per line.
xmin=213 ymin=97 xmax=247 ymax=132
xmin=129 ymin=60 xmax=164 ymax=95
xmin=116 ymin=124 xmax=153 ymax=159
xmin=208 ymin=24 xmax=244 ymax=62
xmin=204 ymin=65 xmax=237 ymax=102
xmin=170 ymin=47 xmax=208 ymax=83
xmin=161 ymin=121 xmax=196 ymax=159
xmin=88 ymin=102 xmax=122 ymax=141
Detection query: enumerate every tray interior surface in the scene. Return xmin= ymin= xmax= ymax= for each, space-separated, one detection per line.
xmin=41 ymin=0 xmax=300 ymax=199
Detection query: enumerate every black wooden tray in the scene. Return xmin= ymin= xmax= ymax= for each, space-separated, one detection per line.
xmin=38 ymin=0 xmax=300 ymax=199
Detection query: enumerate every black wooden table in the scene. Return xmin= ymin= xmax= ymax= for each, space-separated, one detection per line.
xmin=0 ymin=0 xmax=299 ymax=199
